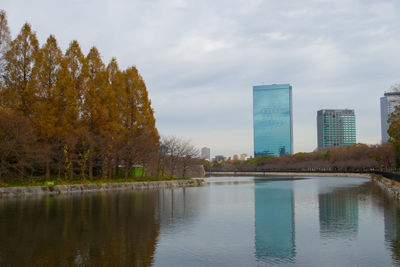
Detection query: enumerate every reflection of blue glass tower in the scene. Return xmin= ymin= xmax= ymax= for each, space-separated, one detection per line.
xmin=253 ymin=84 xmax=293 ymax=157
xmin=254 ymin=181 xmax=295 ymax=262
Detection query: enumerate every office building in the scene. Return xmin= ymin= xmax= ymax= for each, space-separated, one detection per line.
xmin=253 ymin=84 xmax=293 ymax=157
xmin=201 ymin=147 xmax=211 ymax=161
xmin=214 ymin=155 xmax=225 ymax=163
xmin=240 ymin=153 xmax=248 ymax=161
xmin=317 ymin=109 xmax=356 ymax=148
xmin=380 ymin=88 xmax=400 ymax=143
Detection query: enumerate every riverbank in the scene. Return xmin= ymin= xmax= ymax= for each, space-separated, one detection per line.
xmin=372 ymin=174 xmax=400 ymax=199
xmin=207 ymin=171 xmax=372 ymax=178
xmin=0 ymin=179 xmax=206 ymax=198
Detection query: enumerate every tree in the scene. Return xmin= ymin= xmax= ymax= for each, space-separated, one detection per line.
xmin=2 ymin=23 xmax=39 ymax=115
xmin=82 ymin=47 xmax=107 ymax=180
xmin=179 ymin=142 xmax=199 ymax=178
xmin=0 ymin=10 xmax=11 ymax=86
xmin=32 ymin=35 xmax=63 ymax=179
xmin=0 ymin=11 xmax=163 ymax=181
xmin=388 ymin=105 xmax=400 ymax=168
xmin=162 ymin=137 xmax=198 ymax=177
xmin=57 ymin=40 xmax=87 ymax=179
xmin=0 ymin=110 xmax=36 ymax=181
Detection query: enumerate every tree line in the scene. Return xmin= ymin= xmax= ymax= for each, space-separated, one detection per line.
xmin=0 ymin=10 xmax=202 ymax=183
xmin=0 ymin=10 xmax=164 ymax=181
xmin=210 ymin=142 xmax=397 ymax=173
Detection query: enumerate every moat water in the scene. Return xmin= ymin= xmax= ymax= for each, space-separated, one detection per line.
xmin=1 ymin=176 xmax=399 ymax=266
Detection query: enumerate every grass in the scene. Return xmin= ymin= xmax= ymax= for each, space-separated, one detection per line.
xmin=0 ymin=176 xmax=190 ymax=188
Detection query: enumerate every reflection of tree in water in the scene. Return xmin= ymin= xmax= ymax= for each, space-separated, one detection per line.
xmin=382 ymin=190 xmax=400 ymax=265
xmin=384 ymin=203 xmax=400 ymax=265
xmin=0 ymin=191 xmax=160 ymax=266
xmin=351 ymin=180 xmax=400 ymax=265
xmin=157 ymin=187 xmax=203 ymax=231
xmin=319 ymin=187 xmax=359 ymax=239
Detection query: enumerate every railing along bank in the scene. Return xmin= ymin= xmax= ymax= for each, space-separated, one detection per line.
xmin=207 ymin=169 xmax=400 ymax=181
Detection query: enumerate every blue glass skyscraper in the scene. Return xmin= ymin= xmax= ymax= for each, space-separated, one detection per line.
xmin=253 ymin=84 xmax=293 ymax=157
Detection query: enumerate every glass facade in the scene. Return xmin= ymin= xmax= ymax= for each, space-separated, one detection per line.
xmin=253 ymin=84 xmax=293 ymax=157
xmin=317 ymin=109 xmax=356 ymax=148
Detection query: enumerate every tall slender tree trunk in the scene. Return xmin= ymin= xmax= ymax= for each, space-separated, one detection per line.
xmin=45 ymin=161 xmax=50 ymax=180
xmin=108 ymin=163 xmax=112 ymax=180
xmin=141 ymin=160 xmax=145 ymax=177
xmin=88 ymin=158 xmax=93 ymax=180
xmin=69 ymin=167 xmax=73 ymax=181
xmin=125 ymin=156 xmax=131 ymax=179
xmin=0 ymin=158 xmax=3 ymax=181
xmin=125 ymin=165 xmax=129 ymax=179
xmin=115 ymin=155 xmax=119 ymax=178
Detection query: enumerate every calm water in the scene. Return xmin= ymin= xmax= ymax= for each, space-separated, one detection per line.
xmin=1 ymin=176 xmax=400 ymax=266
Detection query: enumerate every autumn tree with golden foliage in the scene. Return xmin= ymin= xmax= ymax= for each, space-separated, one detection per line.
xmin=0 ymin=10 xmax=160 ymax=181
xmin=389 ymin=105 xmax=400 ymax=168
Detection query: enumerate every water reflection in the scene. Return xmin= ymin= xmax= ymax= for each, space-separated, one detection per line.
xmin=384 ymin=195 xmax=400 ymax=265
xmin=254 ymin=180 xmax=295 ymax=263
xmin=158 ymin=187 xmax=203 ymax=231
xmin=318 ymin=187 xmax=358 ymax=239
xmin=0 ymin=192 xmax=160 ymax=267
xmin=2 ymin=177 xmax=400 ymax=266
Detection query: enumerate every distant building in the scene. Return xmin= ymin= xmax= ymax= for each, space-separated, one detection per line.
xmin=233 ymin=154 xmax=239 ymax=161
xmin=240 ymin=153 xmax=248 ymax=161
xmin=214 ymin=155 xmax=226 ymax=163
xmin=380 ymin=88 xmax=400 ymax=143
xmin=253 ymin=84 xmax=293 ymax=157
xmin=201 ymin=147 xmax=211 ymax=161
xmin=317 ymin=109 xmax=356 ymax=148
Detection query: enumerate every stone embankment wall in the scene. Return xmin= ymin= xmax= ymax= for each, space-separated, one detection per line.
xmin=207 ymin=171 xmax=371 ymax=178
xmin=372 ymin=175 xmax=400 ymax=199
xmin=173 ymin=165 xmax=205 ymax=178
xmin=0 ymin=179 xmax=206 ymax=198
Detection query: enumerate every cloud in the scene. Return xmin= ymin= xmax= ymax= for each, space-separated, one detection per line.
xmin=3 ymin=0 xmax=400 ymax=157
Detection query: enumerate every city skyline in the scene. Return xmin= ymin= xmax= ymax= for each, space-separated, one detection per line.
xmin=3 ymin=0 xmax=400 ymax=157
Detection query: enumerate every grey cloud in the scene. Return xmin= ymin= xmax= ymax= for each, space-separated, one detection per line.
xmin=3 ymin=0 xmax=400 ymax=156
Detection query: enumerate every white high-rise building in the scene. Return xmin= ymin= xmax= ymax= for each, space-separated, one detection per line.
xmin=201 ymin=147 xmax=211 ymax=161
xmin=381 ymin=87 xmax=400 ymax=143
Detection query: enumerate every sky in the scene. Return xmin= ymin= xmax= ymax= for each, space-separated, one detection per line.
xmin=3 ymin=0 xmax=400 ymax=157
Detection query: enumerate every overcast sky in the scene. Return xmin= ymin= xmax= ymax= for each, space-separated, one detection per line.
xmin=3 ymin=0 xmax=400 ymax=157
